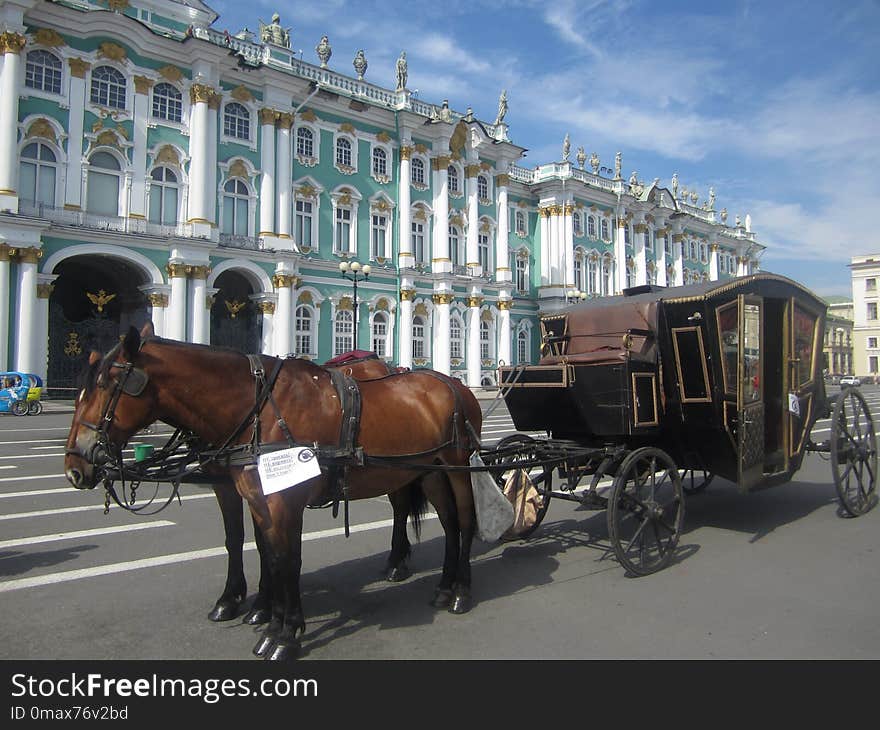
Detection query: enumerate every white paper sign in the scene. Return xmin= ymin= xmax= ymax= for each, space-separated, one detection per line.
xmin=788 ymin=393 xmax=800 ymax=417
xmin=257 ymin=447 xmax=321 ymax=495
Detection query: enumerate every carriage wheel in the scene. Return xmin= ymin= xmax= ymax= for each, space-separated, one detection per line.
xmin=607 ymin=447 xmax=685 ymax=576
xmin=11 ymin=400 xmax=28 ymax=416
xmin=831 ymin=388 xmax=878 ymax=517
xmin=490 ymin=434 xmax=552 ymax=539
xmin=27 ymin=401 xmax=43 ymax=416
xmin=679 ymin=469 xmax=714 ymax=495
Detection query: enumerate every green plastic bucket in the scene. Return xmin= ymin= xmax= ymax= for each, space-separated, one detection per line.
xmin=133 ymin=443 xmax=154 ymax=462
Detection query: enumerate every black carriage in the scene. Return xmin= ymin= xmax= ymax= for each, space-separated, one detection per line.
xmin=493 ymin=272 xmax=877 ymax=576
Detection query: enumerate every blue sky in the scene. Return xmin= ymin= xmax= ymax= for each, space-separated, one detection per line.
xmin=206 ymin=0 xmax=880 ymax=300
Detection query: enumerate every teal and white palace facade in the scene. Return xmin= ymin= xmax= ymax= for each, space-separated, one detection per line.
xmin=0 ymin=0 xmax=763 ymax=390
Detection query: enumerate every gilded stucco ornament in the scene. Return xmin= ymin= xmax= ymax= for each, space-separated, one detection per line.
xmin=33 ymin=29 xmax=65 ymax=48
xmin=576 ymin=147 xmax=586 ymax=169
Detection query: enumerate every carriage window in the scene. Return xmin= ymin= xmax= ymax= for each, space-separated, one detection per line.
xmin=671 ymin=327 xmax=711 ymax=403
xmin=742 ymin=303 xmax=761 ymax=401
xmin=540 ymin=315 xmax=568 ymax=357
xmin=793 ymin=304 xmax=817 ymax=388
xmin=717 ymin=302 xmax=738 ymax=395
xmin=632 ymin=373 xmax=658 ymax=426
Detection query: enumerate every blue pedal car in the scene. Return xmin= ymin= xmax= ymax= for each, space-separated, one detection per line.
xmin=0 ymin=372 xmax=43 ymax=415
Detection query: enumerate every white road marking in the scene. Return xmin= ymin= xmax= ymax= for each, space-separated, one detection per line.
xmin=0 ymin=514 xmax=438 ymax=593
xmin=0 ymin=473 xmax=65 ymax=483
xmin=0 ymin=492 xmax=215 ymax=519
xmin=0 ymin=520 xmax=175 ymax=550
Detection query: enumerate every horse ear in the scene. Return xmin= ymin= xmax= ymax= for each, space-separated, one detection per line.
xmin=88 ymin=351 xmax=102 ymax=366
xmin=122 ymin=326 xmax=141 ymax=359
xmin=140 ymin=321 xmax=155 ymax=339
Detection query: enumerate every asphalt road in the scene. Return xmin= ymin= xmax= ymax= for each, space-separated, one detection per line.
xmin=1 ymin=389 xmax=879 ymax=660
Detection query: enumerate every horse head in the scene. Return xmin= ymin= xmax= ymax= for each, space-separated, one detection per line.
xmin=65 ymin=321 xmax=158 ymax=490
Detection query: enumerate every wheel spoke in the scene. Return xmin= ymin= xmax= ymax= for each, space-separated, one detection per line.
xmin=624 ymin=516 xmax=651 ymax=555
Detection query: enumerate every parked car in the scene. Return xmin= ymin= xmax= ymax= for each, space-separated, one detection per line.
xmin=840 ymin=375 xmax=861 ymax=387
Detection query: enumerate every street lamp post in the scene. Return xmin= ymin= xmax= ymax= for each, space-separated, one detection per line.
xmin=339 ymin=260 xmax=371 ymax=350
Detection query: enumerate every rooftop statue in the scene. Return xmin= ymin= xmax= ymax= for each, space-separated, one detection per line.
xmin=316 ymin=35 xmax=332 ymax=68
xmin=353 ymin=49 xmax=368 ymax=80
xmin=494 ymin=89 xmax=508 ymax=126
xmin=562 ymin=133 xmax=570 ymax=162
xmin=259 ymin=13 xmax=290 ymax=48
xmin=396 ymin=51 xmax=408 ymax=90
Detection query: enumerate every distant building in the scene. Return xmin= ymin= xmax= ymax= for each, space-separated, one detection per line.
xmin=0 ymin=0 xmax=764 ymax=389
xmin=850 ymin=255 xmax=880 ymax=377
xmin=824 ymin=301 xmax=853 ymax=376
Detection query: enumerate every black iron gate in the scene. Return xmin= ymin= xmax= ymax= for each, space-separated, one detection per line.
xmin=210 ymin=271 xmax=262 ymax=353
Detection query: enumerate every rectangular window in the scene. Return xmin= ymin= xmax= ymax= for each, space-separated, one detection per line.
xmin=868 ymin=302 xmax=878 ymax=320
xmin=478 ymin=233 xmax=490 ymax=271
xmin=371 ymin=214 xmax=387 ymax=259
xmin=871 ymin=356 xmax=879 ymax=374
xmin=867 ymin=278 xmax=877 ymax=292
xmin=295 ymin=200 xmax=313 ymax=248
xmin=870 ymin=337 xmax=878 ymax=349
xmin=412 ymin=222 xmax=425 ymax=264
xmin=335 ymin=207 xmax=351 ymax=253
xmin=516 ymin=257 xmax=528 ymax=293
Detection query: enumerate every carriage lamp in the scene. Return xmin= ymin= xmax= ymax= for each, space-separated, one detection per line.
xmin=339 ymin=260 xmax=371 ymax=349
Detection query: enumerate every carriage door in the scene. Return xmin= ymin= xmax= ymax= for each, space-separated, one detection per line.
xmin=787 ymin=301 xmax=820 ymax=463
xmin=738 ymin=298 xmax=765 ymax=489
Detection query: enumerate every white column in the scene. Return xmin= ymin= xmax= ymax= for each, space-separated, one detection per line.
xmin=14 ymin=249 xmax=39 ymax=373
xmin=466 ymin=294 xmax=482 ymax=387
xmin=259 ymin=301 xmax=274 ymax=355
xmin=539 ymin=208 xmax=550 ymax=286
xmin=144 ymin=290 xmax=169 ymax=339
xmin=634 ymin=222 xmax=647 ymax=285
xmin=563 ymin=203 xmax=575 ymax=287
xmin=64 ymin=59 xmax=89 ymax=209
xmin=130 ymin=77 xmax=152 ymax=221
xmin=35 ymin=281 xmax=51 ymax=382
xmin=0 ymin=33 xmax=25 ymax=212
xmin=673 ymin=233 xmax=684 ymax=285
xmin=497 ymin=300 xmax=512 ymax=367
xmin=206 ymin=97 xmax=219 ymax=227
xmin=258 ymin=108 xmax=276 ymax=236
xmin=398 ymin=146 xmax=413 ymax=269
xmin=737 ymin=255 xmax=750 ymax=277
xmin=495 ymin=175 xmax=511 ymax=283
xmin=276 ymin=114 xmax=293 ymax=239
xmin=431 ymin=155 xmax=450 ymax=272
xmin=189 ymin=266 xmax=210 ymax=344
xmin=0 ymin=246 xmax=11 ymax=369
xmin=655 ymin=228 xmax=668 ymax=287
xmin=273 ymin=272 xmax=294 ymax=356
xmin=398 ymin=287 xmax=414 ymax=369
xmin=709 ymin=243 xmax=720 ymax=281
xmin=548 ymin=206 xmax=560 ymax=285
xmin=187 ymin=85 xmax=212 ymax=226
xmin=466 ymin=163 xmax=480 ymax=275
xmin=166 ymin=263 xmax=188 ymax=341
xmin=614 ymin=214 xmax=628 ymax=293
xmin=432 ymin=293 xmax=451 ymax=375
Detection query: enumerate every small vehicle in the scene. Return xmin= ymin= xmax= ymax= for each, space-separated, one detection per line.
xmin=840 ymin=375 xmax=861 ymax=387
xmin=0 ymin=372 xmax=44 ymax=415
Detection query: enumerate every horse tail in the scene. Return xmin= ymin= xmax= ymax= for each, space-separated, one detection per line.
xmin=407 ymin=481 xmax=430 ymax=541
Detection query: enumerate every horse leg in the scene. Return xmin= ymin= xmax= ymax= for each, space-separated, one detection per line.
xmin=420 ymin=472 xmax=460 ymax=609
xmin=446 ymin=471 xmax=477 ymax=615
xmin=242 ymin=514 xmax=272 ymax=625
xmin=385 ymin=484 xmax=422 ymax=582
xmin=208 ymin=482 xmax=247 ymax=622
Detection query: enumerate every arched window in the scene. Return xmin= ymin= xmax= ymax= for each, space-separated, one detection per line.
xmin=296 ymin=127 xmax=314 ymax=158
xmin=450 ymin=315 xmax=463 ymax=360
xmin=295 ymin=305 xmax=315 ymax=356
xmin=477 ymin=174 xmax=489 ymax=200
xmin=223 ymin=103 xmax=250 ymax=141
xmin=447 ymin=165 xmax=459 ymax=194
xmin=149 ymin=167 xmax=178 ymax=225
xmin=372 ymin=147 xmax=387 ymax=177
xmin=372 ymin=312 xmax=388 ymax=357
xmin=412 ymin=315 xmax=426 ymax=359
xmin=90 ymin=66 xmax=126 ymax=109
xmin=588 ymin=215 xmax=596 ymax=238
xmin=87 ymin=151 xmax=121 ymax=215
xmin=20 ymin=141 xmax=57 ymax=206
xmin=449 ymin=225 xmax=462 ymax=267
xmin=335 ymin=137 xmax=352 ymax=167
xmin=573 ymin=211 xmax=583 ymax=236
xmin=334 ymin=310 xmax=353 ymax=356
xmin=411 ymin=157 xmax=425 ymax=185
xmin=25 ymin=50 xmax=62 ymax=94
xmin=515 ymin=210 xmax=526 ymax=235
xmin=222 ymin=178 xmax=249 ymax=235
xmin=152 ymin=83 xmax=182 ymax=123
xmin=517 ymin=329 xmax=529 ymax=364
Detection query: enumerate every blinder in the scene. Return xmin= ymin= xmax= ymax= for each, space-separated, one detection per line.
xmin=113 ymin=364 xmax=149 ymax=396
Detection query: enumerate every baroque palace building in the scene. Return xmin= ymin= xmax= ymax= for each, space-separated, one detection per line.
xmin=0 ymin=0 xmax=763 ymax=390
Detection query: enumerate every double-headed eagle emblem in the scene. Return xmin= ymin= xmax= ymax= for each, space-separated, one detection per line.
xmin=86 ymin=289 xmax=116 ymax=313
xmin=225 ymin=299 xmax=246 ymax=319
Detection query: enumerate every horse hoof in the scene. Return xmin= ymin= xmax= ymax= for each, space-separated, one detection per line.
xmin=253 ymin=634 xmax=275 ymax=658
xmin=386 ymin=564 xmax=411 ymax=583
xmin=265 ymin=641 xmax=300 ymax=661
xmin=208 ymin=600 xmax=240 ymax=622
xmin=243 ymin=607 xmax=271 ymax=626
xmin=430 ymin=588 xmax=453 ymax=608
xmin=448 ymin=591 xmax=472 ymax=615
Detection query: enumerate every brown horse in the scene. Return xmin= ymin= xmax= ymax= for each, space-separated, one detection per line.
xmin=65 ymin=323 xmax=481 ymax=660
xmin=209 ymin=352 xmax=461 ymax=625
